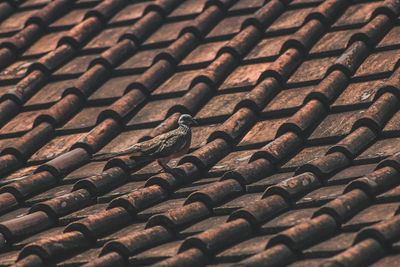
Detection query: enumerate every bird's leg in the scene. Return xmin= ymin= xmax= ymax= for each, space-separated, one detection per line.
xmin=157 ymin=158 xmax=177 ymax=176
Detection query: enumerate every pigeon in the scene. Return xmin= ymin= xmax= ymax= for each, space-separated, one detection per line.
xmin=92 ymin=114 xmax=197 ymax=174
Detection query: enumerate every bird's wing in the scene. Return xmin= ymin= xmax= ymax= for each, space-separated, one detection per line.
xmin=131 ymin=129 xmax=188 ymax=159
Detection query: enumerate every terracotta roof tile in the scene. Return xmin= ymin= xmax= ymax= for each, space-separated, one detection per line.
xmin=0 ymin=0 xmax=399 ymax=265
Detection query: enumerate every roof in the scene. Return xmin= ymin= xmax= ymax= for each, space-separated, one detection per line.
xmin=0 ymin=0 xmax=398 ymax=266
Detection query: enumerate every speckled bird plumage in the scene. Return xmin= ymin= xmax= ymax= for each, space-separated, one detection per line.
xmin=92 ymin=114 xmax=197 ymax=173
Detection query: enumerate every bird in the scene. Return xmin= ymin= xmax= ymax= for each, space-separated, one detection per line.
xmin=92 ymin=114 xmax=197 ymax=174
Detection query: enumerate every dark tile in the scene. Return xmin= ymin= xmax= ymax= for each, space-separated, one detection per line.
xmin=180 ymin=41 xmax=227 ymax=66
xmin=245 ymin=35 xmax=289 ymax=61
xmin=357 ymin=137 xmax=400 ymax=162
xmin=220 ymin=62 xmax=272 ymax=90
xmin=239 ymin=117 xmax=288 ymax=146
xmin=282 ymin=145 xmax=331 ymax=169
xmin=196 ymin=92 xmax=247 ymax=119
xmin=169 ymin=0 xmax=207 ymax=18
xmin=50 ymin=8 xmax=90 ymax=28
xmin=310 ymin=29 xmax=359 ymax=54
xmin=287 ymin=57 xmax=337 ymax=84
xmin=263 ymin=86 xmax=313 ymax=114
xmin=354 ymin=49 xmax=400 ymax=78
xmin=377 ymin=25 xmax=400 ymax=49
xmin=309 ymin=110 xmax=365 ymax=140
xmin=267 ymin=8 xmax=313 ymax=33
xmin=332 ymin=79 xmax=385 ymax=108
xmin=109 ymin=2 xmax=149 ymax=24
xmin=333 ymin=2 xmax=381 ymax=28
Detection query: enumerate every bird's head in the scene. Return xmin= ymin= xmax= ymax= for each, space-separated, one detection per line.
xmin=178 ymin=114 xmax=197 ymax=127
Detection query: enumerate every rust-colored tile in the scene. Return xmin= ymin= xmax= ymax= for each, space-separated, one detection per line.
xmin=14 ymin=226 xmax=64 ymax=247
xmin=29 ymin=132 xmax=85 ymax=162
xmin=262 ymin=208 xmax=317 ymax=230
xmin=117 ymin=48 xmax=164 ymax=71
xmin=377 ymin=25 xmax=400 ymax=48
xmin=174 ymin=177 xmax=219 ymax=197
xmin=287 ymin=57 xmax=337 ymax=84
xmin=0 ymin=84 xmax=13 ymax=99
xmin=180 ymin=41 xmax=227 ymax=66
xmin=110 ymin=2 xmax=149 ymax=23
xmin=384 ymin=110 xmax=400 ymax=133
xmin=215 ymin=193 xmax=263 ymax=214
xmin=143 ymin=20 xmax=192 ymax=45
xmin=0 ymin=9 xmax=36 ymax=33
xmin=63 ymin=161 xmax=106 ymax=183
xmin=263 ymin=86 xmax=313 ymax=113
xmin=191 ymin=124 xmax=220 ymax=149
xmin=0 ymin=207 xmax=29 ymax=223
xmin=21 ymin=0 xmax=51 ymax=8
xmin=23 ymin=30 xmax=68 ymax=57
xmin=309 ymin=110 xmax=365 ymax=140
xmin=371 ymin=253 xmax=400 ymax=267
xmin=153 ymin=70 xmax=199 ymax=95
xmin=0 ymin=165 xmax=38 ymax=185
xmin=310 ymin=29 xmax=358 ymax=54
xmin=89 ymin=75 xmax=139 ymax=101
xmin=282 ymin=145 xmax=331 ymax=169
xmin=96 ymin=128 xmax=149 ymax=155
xmin=126 ymin=98 xmax=180 ymax=126
xmin=290 ymin=0 xmax=321 ymax=5
xmin=329 ymin=163 xmax=376 ymax=184
xmin=131 ymin=240 xmax=182 ymax=263
xmin=196 ymin=92 xmax=247 ymax=119
xmin=58 ymin=247 xmax=102 ymax=266
xmin=245 ymin=35 xmax=289 ymax=61
xmin=210 ymin=149 xmax=258 ymax=173
xmin=180 ymin=215 xmax=229 ymax=235
xmin=250 ymin=171 xmax=296 ymax=191
xmin=216 ymin=235 xmax=271 ymax=260
xmin=332 ymin=80 xmax=385 ymax=108
xmin=137 ymin=198 xmax=185 ymax=220
xmin=288 ymin=259 xmax=325 ymax=267
xmin=169 ymin=0 xmax=207 ymax=17
xmin=297 ymin=184 xmax=345 ymax=206
xmin=354 ymin=49 xmax=400 ymax=78
xmin=207 ymin=15 xmax=249 ymax=38
xmin=25 ymin=183 xmax=74 ymax=204
xmin=267 ymin=8 xmax=313 ymax=33
xmin=333 ymin=2 xmax=381 ymax=28
xmin=377 ymin=184 xmax=400 ymax=201
xmin=58 ymin=203 xmax=108 ymax=225
xmin=304 ymin=232 xmax=356 ymax=254
xmin=220 ymin=62 xmax=271 ymax=90
xmin=231 ymin=0 xmax=264 ymax=11
xmin=0 ymin=60 xmax=34 ymax=81
xmin=357 ymin=137 xmax=400 ymax=161
xmin=85 ymin=26 xmax=131 ymax=49
xmin=99 ymin=180 xmax=146 ymax=203
xmin=0 ymin=110 xmax=39 ymax=134
xmin=343 ymin=203 xmax=399 ymax=229
xmin=61 ymin=106 xmax=104 ymax=130
xmin=54 ymin=54 xmax=99 ymax=76
xmin=26 ymin=79 xmax=74 ymax=106
xmin=50 ymin=8 xmax=89 ymax=28
xmin=98 ymin=221 xmax=146 ymax=243
xmin=240 ymin=118 xmax=288 ymax=146
xmin=0 ymin=250 xmax=19 ymax=266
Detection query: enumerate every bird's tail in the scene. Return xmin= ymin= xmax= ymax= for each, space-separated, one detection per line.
xmin=91 ymin=151 xmax=122 ymax=161
xmin=91 ymin=146 xmax=143 ymax=161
